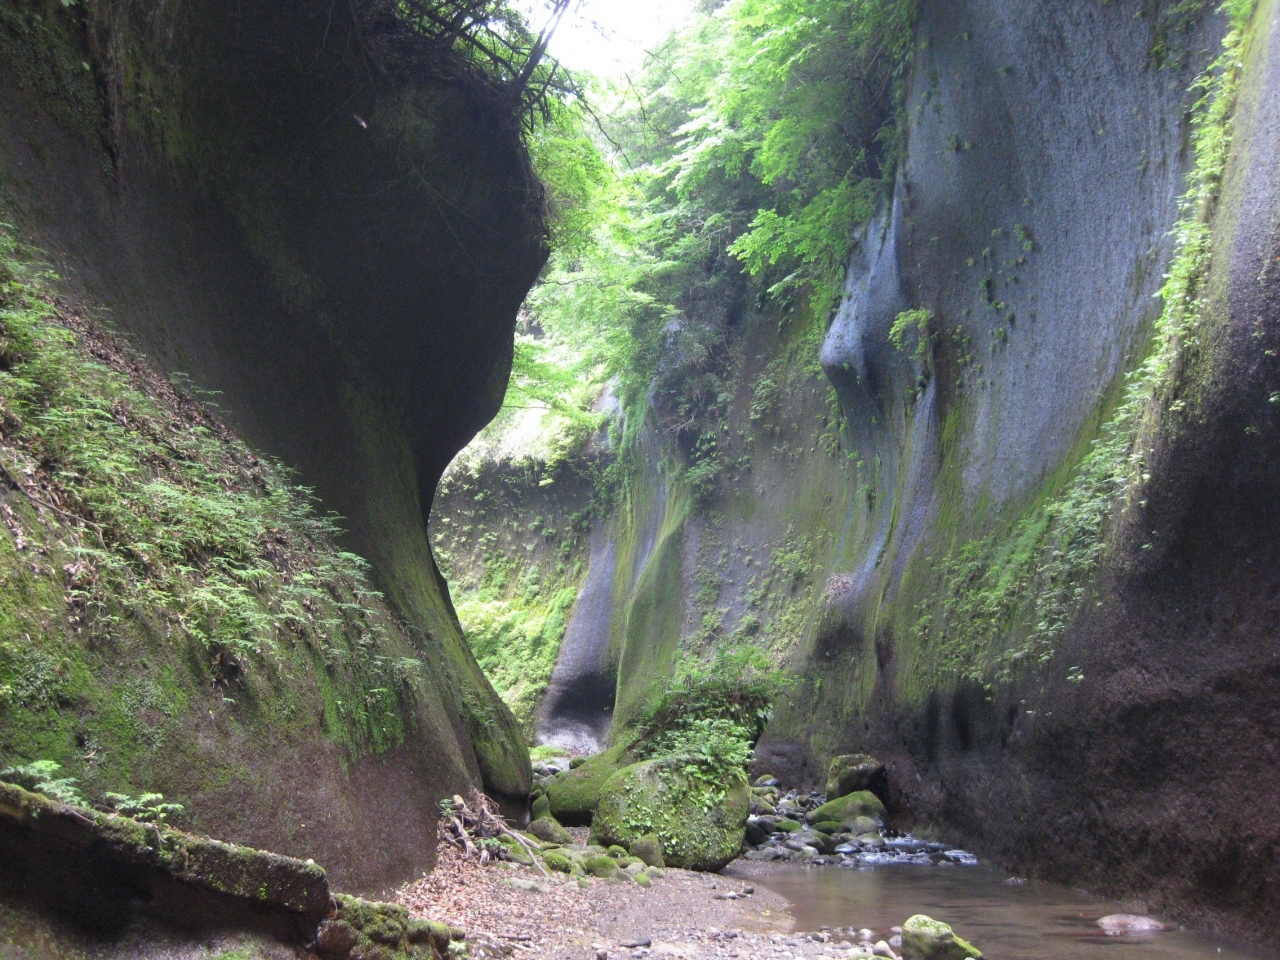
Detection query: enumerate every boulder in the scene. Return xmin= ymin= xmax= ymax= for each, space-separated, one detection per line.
xmin=541 ymin=850 xmax=579 ymax=874
xmin=531 ymin=794 xmax=551 ymax=820
xmin=826 ymin=754 xmax=886 ymax=800
xmin=528 ymin=816 xmax=572 ymax=845
xmin=630 ymin=834 xmax=665 ymax=868
xmin=591 ymin=758 xmax=749 ymax=872
xmin=902 ymin=915 xmax=982 ymax=960
xmin=744 ymin=818 xmax=771 ymax=846
xmin=848 ymin=816 xmax=882 ymax=835
xmin=792 ymin=829 xmax=837 ymax=854
xmin=1096 ymin=915 xmax=1169 ymax=936
xmin=581 ymin=854 xmax=620 ymax=879
xmin=545 ymin=745 xmax=629 ymax=826
xmin=806 ymin=791 xmax=886 ymax=829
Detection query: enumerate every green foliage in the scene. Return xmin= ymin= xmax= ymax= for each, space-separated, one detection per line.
xmin=889 ymin=308 xmax=934 ymax=364
xmin=0 ymin=226 xmax=388 ymax=667
xmin=529 ymin=743 xmax=569 ymax=761
xmin=639 ymin=716 xmax=754 ymax=788
xmin=718 ymin=0 xmax=919 ymax=315
xmin=103 ymin=790 xmax=183 ymax=823
xmin=518 ymin=0 xmax=918 ymax=487
xmin=635 ymin=643 xmax=789 ymax=753
xmin=0 ymin=224 xmax=424 ymax=774
xmin=455 ymin=576 xmax=577 ymax=732
xmin=0 ymin=759 xmax=84 ymax=806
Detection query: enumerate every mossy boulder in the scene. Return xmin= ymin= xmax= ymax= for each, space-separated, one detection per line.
xmin=825 ymin=754 xmax=886 ymax=799
xmin=319 ymin=894 xmax=444 ymax=959
xmin=582 ymin=854 xmax=621 ymax=879
xmin=806 ymin=791 xmax=886 ymax=829
xmin=902 ymin=915 xmax=983 ymax=960
xmin=531 ymin=794 xmax=552 ymax=820
xmin=630 ymin=833 xmax=665 ymax=868
xmin=528 ymin=816 xmax=572 ymax=845
xmin=541 ymin=851 xmax=580 ymax=875
xmin=590 ymin=758 xmax=749 ymax=872
xmin=545 ymin=744 xmax=629 ymax=826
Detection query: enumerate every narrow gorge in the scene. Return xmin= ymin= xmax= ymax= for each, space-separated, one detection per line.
xmin=0 ymin=0 xmax=1277 ymax=958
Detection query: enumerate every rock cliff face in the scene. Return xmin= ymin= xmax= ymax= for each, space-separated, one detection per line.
xmin=782 ymin=0 xmax=1280 ymax=941
xmin=0 ymin=0 xmax=543 ymax=891
xmin=433 ymin=0 xmax=1280 ymax=941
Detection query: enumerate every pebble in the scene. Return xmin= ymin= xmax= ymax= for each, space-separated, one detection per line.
xmin=871 ymin=939 xmax=896 ymax=959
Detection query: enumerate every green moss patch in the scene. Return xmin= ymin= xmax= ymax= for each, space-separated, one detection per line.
xmin=806 ymin=791 xmax=886 ymax=829
xmin=591 ymin=757 xmax=748 ymax=872
xmin=545 ymin=743 xmax=628 ymax=826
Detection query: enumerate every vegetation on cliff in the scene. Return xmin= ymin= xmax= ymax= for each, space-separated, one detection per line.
xmin=0 ymin=224 xmax=429 ymax=811
xmin=436 ymin=0 xmax=918 ymax=730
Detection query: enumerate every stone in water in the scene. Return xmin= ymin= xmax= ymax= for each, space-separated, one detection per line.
xmin=1096 ymin=915 xmax=1168 ymax=936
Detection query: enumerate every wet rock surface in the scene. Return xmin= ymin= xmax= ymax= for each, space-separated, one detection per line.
xmin=741 ymin=778 xmax=976 ymax=870
xmin=900 ymin=916 xmax=982 ymax=960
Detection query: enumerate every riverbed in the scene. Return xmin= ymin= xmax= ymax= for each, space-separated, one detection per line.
xmin=729 ymin=859 xmax=1272 ymax=960
xmin=399 ymin=835 xmax=1274 ymax=960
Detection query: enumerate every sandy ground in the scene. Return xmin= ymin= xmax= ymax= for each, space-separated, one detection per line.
xmin=396 ymin=835 xmax=886 ymax=960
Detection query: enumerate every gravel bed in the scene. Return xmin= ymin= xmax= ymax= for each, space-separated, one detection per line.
xmin=396 ymin=840 xmax=896 ymax=960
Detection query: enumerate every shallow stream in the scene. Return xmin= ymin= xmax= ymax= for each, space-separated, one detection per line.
xmin=730 ymin=859 xmax=1271 ymax=960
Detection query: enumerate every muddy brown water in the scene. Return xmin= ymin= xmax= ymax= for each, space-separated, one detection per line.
xmin=731 ymin=862 xmax=1273 ymax=960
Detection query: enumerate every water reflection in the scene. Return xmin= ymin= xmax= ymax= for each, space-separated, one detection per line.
xmin=728 ymin=862 xmax=1272 ymax=960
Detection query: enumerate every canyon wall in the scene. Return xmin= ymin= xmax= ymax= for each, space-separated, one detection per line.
xmin=435 ymin=0 xmax=1280 ymax=940
xmin=0 ymin=0 xmax=543 ymax=892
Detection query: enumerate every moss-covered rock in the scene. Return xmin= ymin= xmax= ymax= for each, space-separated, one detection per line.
xmin=581 ymin=854 xmax=620 ymax=879
xmin=323 ymin=894 xmax=448 ymax=959
xmin=901 ymin=915 xmax=983 ymax=960
xmin=590 ymin=759 xmax=748 ymax=872
xmin=541 ymin=851 xmax=581 ymax=875
xmin=0 ymin=781 xmax=330 ymax=920
xmin=806 ymin=791 xmax=885 ymax=829
xmin=825 ymin=755 xmax=886 ymax=799
xmin=531 ymin=794 xmax=552 ymax=820
xmin=545 ymin=744 xmax=629 ymax=826
xmin=629 ymin=834 xmax=665 ymax=868
xmin=528 ymin=816 xmax=572 ymax=845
